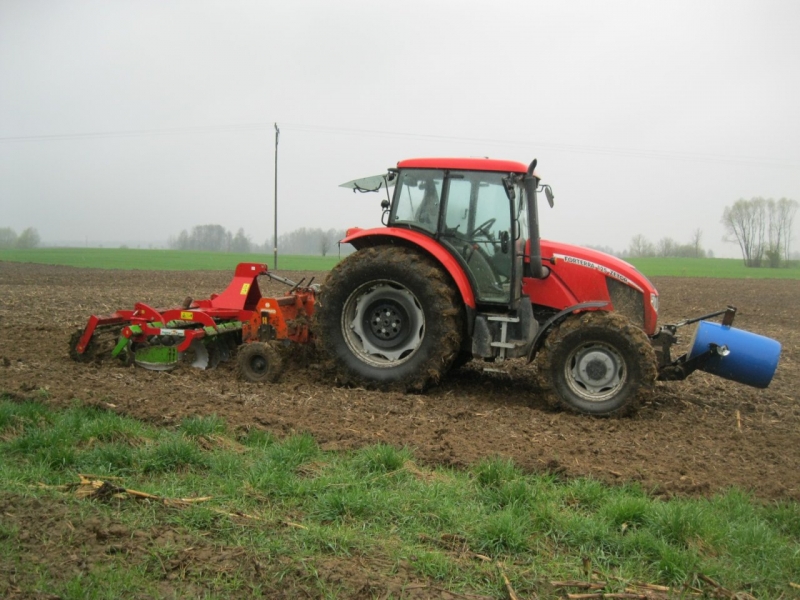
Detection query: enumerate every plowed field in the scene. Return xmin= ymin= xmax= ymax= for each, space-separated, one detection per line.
xmin=1 ymin=262 xmax=798 ymax=500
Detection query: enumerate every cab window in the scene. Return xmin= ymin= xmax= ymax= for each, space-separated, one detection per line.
xmin=390 ymin=169 xmax=444 ymax=234
xmin=440 ymin=171 xmax=513 ymax=304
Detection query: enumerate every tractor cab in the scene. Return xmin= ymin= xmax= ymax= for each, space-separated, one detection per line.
xmin=389 ymin=164 xmax=527 ymax=306
xmin=343 ymin=158 xmax=533 ymax=307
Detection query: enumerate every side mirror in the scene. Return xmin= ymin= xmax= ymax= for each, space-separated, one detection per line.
xmin=544 ymin=186 xmax=554 ymax=208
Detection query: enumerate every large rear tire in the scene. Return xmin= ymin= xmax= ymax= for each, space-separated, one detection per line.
xmin=536 ymin=311 xmax=657 ymax=417
xmin=317 ymin=246 xmax=463 ymax=391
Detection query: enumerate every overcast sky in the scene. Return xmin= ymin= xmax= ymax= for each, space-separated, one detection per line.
xmin=1 ymin=0 xmax=798 ymax=257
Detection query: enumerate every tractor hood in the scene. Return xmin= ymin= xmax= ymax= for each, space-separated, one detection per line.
xmin=540 ymin=239 xmax=656 ymax=296
xmin=526 ymin=239 xmax=660 ymax=335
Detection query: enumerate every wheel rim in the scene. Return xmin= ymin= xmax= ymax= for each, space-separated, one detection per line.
xmin=249 ymin=354 xmax=268 ymax=375
xmin=564 ymin=341 xmax=627 ymax=402
xmin=342 ymin=281 xmax=425 ymax=367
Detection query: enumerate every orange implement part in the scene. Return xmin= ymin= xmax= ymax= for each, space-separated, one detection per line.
xmin=257 ymin=290 xmax=316 ymax=344
xmin=204 ymin=263 xmax=268 ymax=311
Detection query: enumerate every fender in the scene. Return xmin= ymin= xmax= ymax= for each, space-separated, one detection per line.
xmin=527 ymin=301 xmax=610 ymax=362
xmin=341 ymin=227 xmax=476 ymax=310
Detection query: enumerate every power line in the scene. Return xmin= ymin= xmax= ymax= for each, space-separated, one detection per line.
xmin=0 ymin=121 xmax=797 ymax=169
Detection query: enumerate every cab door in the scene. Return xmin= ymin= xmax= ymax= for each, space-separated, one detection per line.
xmin=439 ymin=171 xmax=514 ymax=304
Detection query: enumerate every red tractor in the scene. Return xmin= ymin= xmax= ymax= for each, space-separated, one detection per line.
xmin=315 ymin=157 xmax=780 ymax=415
xmin=70 ymin=156 xmax=781 ymax=417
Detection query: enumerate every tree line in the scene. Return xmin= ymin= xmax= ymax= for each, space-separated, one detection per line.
xmin=721 ymin=197 xmax=797 ymax=268
xmin=624 ymin=228 xmax=707 ymax=259
xmin=167 ymin=225 xmax=351 ymax=256
xmin=0 ymin=227 xmax=41 ymax=249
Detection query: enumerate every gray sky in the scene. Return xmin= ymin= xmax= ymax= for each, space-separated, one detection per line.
xmin=1 ymin=0 xmax=799 ymax=257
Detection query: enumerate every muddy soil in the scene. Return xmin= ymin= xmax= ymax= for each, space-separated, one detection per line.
xmin=1 ymin=262 xmax=798 ymax=501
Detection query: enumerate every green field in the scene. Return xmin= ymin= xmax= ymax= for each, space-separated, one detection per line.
xmin=1 ymin=399 xmax=797 ymax=599
xmin=1 ymin=248 xmax=800 ymax=279
xmin=0 ymin=247 xmax=341 ymax=271
xmin=627 ymin=257 xmax=800 ymax=279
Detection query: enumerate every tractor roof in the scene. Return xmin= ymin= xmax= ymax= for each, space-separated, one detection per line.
xmin=397 ymin=157 xmax=529 ymax=173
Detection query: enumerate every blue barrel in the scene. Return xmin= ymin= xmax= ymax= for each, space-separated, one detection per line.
xmin=688 ymin=321 xmax=781 ymax=388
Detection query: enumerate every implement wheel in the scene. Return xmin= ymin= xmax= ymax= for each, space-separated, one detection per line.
xmin=237 ymin=342 xmax=282 ymax=383
xmin=536 ymin=311 xmax=657 ymax=417
xmin=316 ymin=246 xmax=463 ymax=391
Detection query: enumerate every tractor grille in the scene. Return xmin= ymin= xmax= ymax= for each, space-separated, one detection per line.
xmin=606 ymin=277 xmax=644 ymax=328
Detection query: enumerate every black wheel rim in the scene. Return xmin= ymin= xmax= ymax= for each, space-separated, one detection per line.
xmin=249 ymin=354 xmax=268 ymax=375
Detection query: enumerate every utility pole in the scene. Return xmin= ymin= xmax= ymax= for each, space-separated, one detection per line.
xmin=273 ymin=123 xmax=279 ymax=270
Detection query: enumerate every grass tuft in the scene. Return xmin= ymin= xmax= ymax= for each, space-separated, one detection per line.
xmin=179 ymin=414 xmax=227 ymax=437
xmin=139 ymin=436 xmax=209 ymax=473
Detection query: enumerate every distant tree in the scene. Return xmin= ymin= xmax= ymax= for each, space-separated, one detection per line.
xmin=231 ymin=228 xmax=252 ymax=253
xmin=628 ymin=234 xmax=655 ymax=258
xmin=177 ymin=230 xmax=190 ymax=250
xmin=15 ymin=227 xmax=40 ymax=249
xmin=689 ymin=228 xmax=704 ymax=258
xmin=766 ymin=198 xmax=798 ymax=265
xmin=722 ymin=198 xmax=767 ymax=267
xmin=656 ymin=237 xmax=677 ymax=257
xmin=0 ymin=227 xmax=17 ymax=248
xmin=320 ymin=232 xmax=331 ymax=256
xmin=723 ymin=197 xmax=796 ymax=267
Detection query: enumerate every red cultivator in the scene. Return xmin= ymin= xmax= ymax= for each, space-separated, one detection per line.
xmin=69 ymin=263 xmax=316 ymax=382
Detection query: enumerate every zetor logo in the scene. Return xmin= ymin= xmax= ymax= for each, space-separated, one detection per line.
xmin=555 ymin=254 xmax=642 ymax=292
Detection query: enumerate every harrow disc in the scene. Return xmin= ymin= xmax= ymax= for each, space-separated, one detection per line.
xmin=184 ymin=339 xmax=210 ymax=370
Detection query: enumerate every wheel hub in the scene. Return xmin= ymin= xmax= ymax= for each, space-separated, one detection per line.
xmin=568 ymin=344 xmax=625 ymax=399
xmin=346 ymin=283 xmax=424 ymax=364
xmin=249 ymin=355 xmax=267 ymax=374
xmin=368 ymin=302 xmax=404 ymax=341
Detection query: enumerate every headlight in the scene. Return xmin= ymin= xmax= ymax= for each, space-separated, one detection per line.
xmin=650 ymin=293 xmax=659 ymax=313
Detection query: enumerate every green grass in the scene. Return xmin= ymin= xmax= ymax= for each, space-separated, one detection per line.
xmin=0 ymin=247 xmax=342 ymax=271
xmin=3 ymin=247 xmax=800 ymax=278
xmin=1 ymin=398 xmax=798 ymax=599
xmin=628 ymin=256 xmax=800 ymax=279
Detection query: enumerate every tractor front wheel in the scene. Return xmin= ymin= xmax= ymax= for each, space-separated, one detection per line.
xmin=237 ymin=342 xmax=282 ymax=383
xmin=536 ymin=311 xmax=656 ymax=416
xmin=316 ymin=246 xmax=463 ymax=391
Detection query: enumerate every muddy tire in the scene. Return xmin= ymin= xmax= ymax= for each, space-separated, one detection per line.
xmin=237 ymin=342 xmax=282 ymax=383
xmin=316 ymin=246 xmax=463 ymax=391
xmin=536 ymin=311 xmax=657 ymax=417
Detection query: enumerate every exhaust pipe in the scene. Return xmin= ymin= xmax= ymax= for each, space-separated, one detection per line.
xmin=524 ymin=159 xmax=547 ymax=279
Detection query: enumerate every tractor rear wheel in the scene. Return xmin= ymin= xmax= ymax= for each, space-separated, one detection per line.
xmin=536 ymin=311 xmax=657 ymax=417
xmin=317 ymin=246 xmax=463 ymax=391
xmin=237 ymin=342 xmax=282 ymax=383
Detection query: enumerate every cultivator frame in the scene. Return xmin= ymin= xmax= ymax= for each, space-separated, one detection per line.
xmin=69 ymin=263 xmax=316 ymax=377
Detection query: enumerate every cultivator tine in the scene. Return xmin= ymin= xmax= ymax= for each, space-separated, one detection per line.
xmin=186 ymin=339 xmax=210 ymax=370
xmin=217 ymin=341 xmax=231 ymax=362
xmin=207 ymin=342 xmax=222 ymax=369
